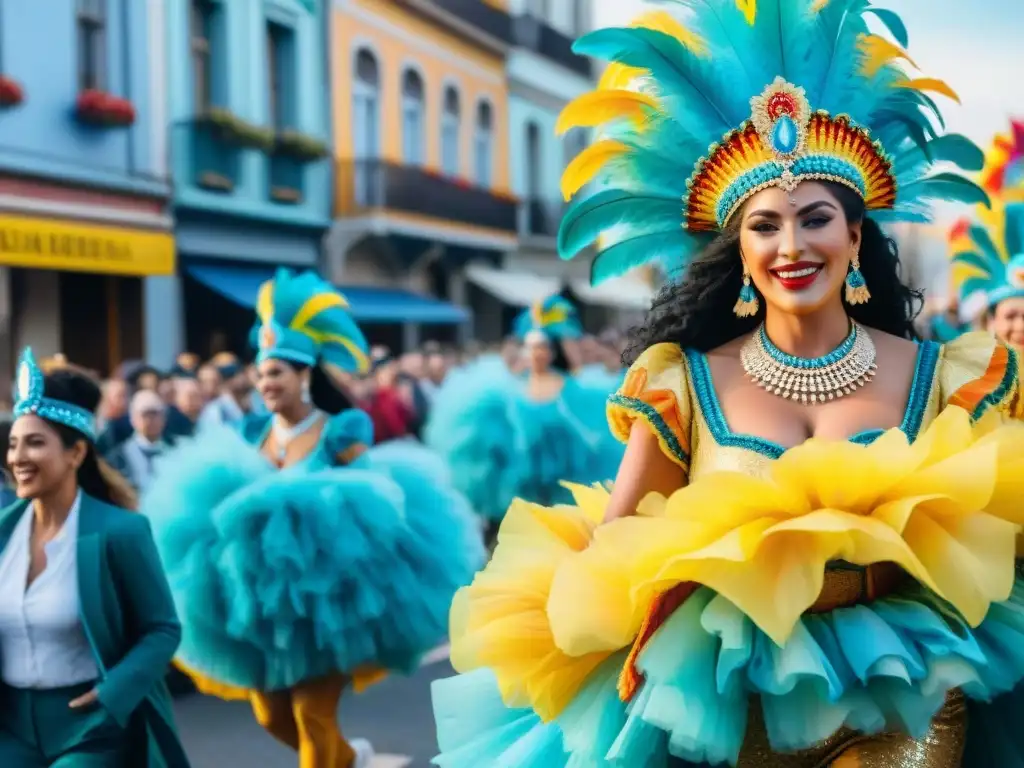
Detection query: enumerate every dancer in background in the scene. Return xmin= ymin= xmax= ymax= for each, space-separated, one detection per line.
xmin=145 ymin=269 xmax=484 ymax=768
xmin=950 ymin=120 xmax=1024 ymax=349
xmin=432 ymin=1 xmax=1024 ymax=765
xmin=425 ymin=296 xmax=624 ymax=541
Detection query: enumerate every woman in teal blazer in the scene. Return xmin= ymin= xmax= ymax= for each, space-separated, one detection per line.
xmin=0 ymin=349 xmax=190 ymax=767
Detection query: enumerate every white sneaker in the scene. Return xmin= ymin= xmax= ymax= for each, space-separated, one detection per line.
xmin=350 ymin=738 xmax=375 ymax=768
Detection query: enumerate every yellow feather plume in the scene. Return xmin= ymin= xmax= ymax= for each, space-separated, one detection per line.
xmin=858 ymin=34 xmax=917 ymax=77
xmin=630 ymin=10 xmax=708 ymax=56
xmin=561 ymin=140 xmax=630 ymax=202
xmin=735 ymin=0 xmax=756 ymax=25
xmin=897 ymin=77 xmax=960 ymax=104
xmin=810 ymin=0 xmax=829 ymax=12
xmin=597 ymin=63 xmax=645 ymax=91
xmin=556 ymin=90 xmax=660 ymax=135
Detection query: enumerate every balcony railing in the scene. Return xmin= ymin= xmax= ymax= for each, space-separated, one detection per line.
xmin=512 ymin=15 xmax=590 ymax=77
xmin=338 ymin=160 xmax=518 ymax=233
xmin=395 ymin=0 xmax=512 ymax=47
xmin=522 ymin=198 xmax=565 ymax=238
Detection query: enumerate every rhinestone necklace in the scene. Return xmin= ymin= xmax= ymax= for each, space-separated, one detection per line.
xmin=740 ymin=322 xmax=877 ymax=403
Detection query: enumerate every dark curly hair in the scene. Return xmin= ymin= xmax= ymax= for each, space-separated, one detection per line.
xmin=37 ymin=370 xmax=138 ymax=510
xmin=624 ymin=182 xmax=923 ymax=366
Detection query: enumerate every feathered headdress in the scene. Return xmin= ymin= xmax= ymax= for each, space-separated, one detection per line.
xmin=557 ymin=0 xmax=988 ymax=285
xmin=948 ymin=123 xmax=1024 ymax=314
xmin=513 ymin=296 xmax=583 ymax=341
xmin=252 ymin=269 xmax=370 ymax=374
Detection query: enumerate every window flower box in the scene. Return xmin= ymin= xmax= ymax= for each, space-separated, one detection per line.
xmin=0 ymin=75 xmax=24 ymax=109
xmin=274 ymin=130 xmax=329 ymax=162
xmin=74 ymin=89 xmax=135 ymax=127
xmin=200 ymin=107 xmax=274 ymax=152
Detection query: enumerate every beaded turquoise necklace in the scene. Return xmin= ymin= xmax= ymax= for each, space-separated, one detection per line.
xmin=740 ymin=322 xmax=877 ymax=403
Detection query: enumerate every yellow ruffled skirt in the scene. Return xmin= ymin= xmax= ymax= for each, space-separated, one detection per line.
xmin=432 ymin=407 xmax=1024 ymax=766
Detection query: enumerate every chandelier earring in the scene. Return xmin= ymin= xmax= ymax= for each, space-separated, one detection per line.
xmin=734 ymin=262 xmax=760 ymax=318
xmin=300 ymin=378 xmax=312 ymax=404
xmin=845 ymin=250 xmax=871 ymax=305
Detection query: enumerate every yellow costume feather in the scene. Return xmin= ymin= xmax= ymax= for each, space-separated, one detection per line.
xmin=561 ymin=139 xmax=630 ymax=201
xmin=858 ymin=34 xmax=916 ymax=77
xmin=556 ymin=90 xmax=659 ymax=135
xmin=897 ymin=77 xmax=960 ymax=104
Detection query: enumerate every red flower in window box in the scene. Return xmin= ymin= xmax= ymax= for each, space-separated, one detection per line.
xmin=74 ymin=89 xmax=136 ymax=128
xmin=0 ymin=75 xmax=24 ymax=109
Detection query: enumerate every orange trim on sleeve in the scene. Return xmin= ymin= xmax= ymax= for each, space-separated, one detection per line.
xmin=948 ymin=343 xmax=1009 ymax=415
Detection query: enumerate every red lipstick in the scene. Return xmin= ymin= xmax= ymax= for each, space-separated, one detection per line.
xmin=769 ymin=261 xmax=823 ymax=291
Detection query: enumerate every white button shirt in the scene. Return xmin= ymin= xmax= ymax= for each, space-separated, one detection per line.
xmin=0 ymin=493 xmax=100 ymax=689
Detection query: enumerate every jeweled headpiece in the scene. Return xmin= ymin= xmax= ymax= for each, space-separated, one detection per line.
xmin=950 ymin=122 xmax=1024 ymax=312
xmin=556 ymin=1 xmax=989 ymax=285
xmin=513 ymin=296 xmax=583 ymax=341
xmin=13 ymin=348 xmax=97 ymax=441
xmin=252 ymin=269 xmax=370 ymax=374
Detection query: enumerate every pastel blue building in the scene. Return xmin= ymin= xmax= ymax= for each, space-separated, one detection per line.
xmin=0 ymin=0 xmax=175 ymax=376
xmin=467 ymin=0 xmax=651 ymax=338
xmin=163 ymin=0 xmax=332 ymax=362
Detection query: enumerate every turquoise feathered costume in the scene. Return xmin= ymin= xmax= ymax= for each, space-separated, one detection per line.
xmin=950 ymin=122 xmax=1024 ymax=316
xmin=144 ymin=268 xmax=485 ymax=693
xmin=431 ymin=2 xmax=1024 ymax=766
xmin=425 ymin=296 xmax=622 ymax=522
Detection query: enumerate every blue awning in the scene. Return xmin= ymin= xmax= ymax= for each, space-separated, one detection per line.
xmin=186 ymin=264 xmax=469 ymax=324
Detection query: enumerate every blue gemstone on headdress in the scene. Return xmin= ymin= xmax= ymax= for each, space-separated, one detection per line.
xmin=771 ymin=115 xmax=798 ymax=154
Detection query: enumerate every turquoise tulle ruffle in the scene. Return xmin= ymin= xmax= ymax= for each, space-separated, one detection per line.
xmin=432 ymin=580 xmax=1024 ymax=766
xmin=145 ymin=421 xmax=484 ymax=692
xmin=424 ymin=356 xmax=624 ymax=520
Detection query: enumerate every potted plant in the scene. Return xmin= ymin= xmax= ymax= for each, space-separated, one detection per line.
xmin=200 ymin=107 xmax=274 ymax=152
xmin=75 ymin=89 xmax=136 ymax=127
xmin=274 ymin=129 xmax=328 ymax=162
xmin=0 ymin=75 xmax=24 ymax=109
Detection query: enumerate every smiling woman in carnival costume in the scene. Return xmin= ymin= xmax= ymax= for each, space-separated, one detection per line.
xmin=143 ymin=269 xmax=484 ymax=768
xmin=949 ymin=119 xmax=1024 ymax=350
xmin=424 ymin=296 xmax=624 ymax=539
xmin=431 ymin=2 xmax=1024 ymax=766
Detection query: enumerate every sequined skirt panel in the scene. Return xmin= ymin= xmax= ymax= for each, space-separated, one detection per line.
xmin=674 ymin=690 xmax=966 ymax=768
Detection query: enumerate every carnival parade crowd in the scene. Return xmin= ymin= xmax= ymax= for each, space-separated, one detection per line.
xmin=2 ymin=1 xmax=1024 ymax=767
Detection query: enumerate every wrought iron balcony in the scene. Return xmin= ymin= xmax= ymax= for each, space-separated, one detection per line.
xmin=512 ymin=15 xmax=591 ymax=77
xmin=394 ymin=0 xmax=512 ymax=49
xmin=338 ymin=160 xmax=519 ymax=233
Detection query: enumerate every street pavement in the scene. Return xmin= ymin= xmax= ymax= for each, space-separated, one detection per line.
xmin=174 ymin=646 xmax=454 ymax=768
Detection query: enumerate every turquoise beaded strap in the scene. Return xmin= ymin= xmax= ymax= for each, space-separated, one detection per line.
xmin=757 ymin=323 xmax=857 ymax=370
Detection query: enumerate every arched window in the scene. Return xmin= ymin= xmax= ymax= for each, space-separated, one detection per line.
xmin=474 ymin=100 xmax=494 ymax=187
xmin=441 ymin=86 xmax=461 ymax=177
xmin=401 ymin=68 xmax=426 ymax=165
xmin=352 ymin=48 xmax=380 ymax=160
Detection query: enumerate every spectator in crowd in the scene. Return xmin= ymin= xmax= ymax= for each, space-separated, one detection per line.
xmin=0 ymin=416 xmax=13 ymax=508
xmin=106 ymin=389 xmax=170 ymax=495
xmin=365 ymin=356 xmax=412 ymax=443
xmin=129 ymin=364 xmax=161 ymax=393
xmin=96 ymin=378 xmax=129 ymax=432
xmin=197 ymin=353 xmax=253 ymax=429
xmin=398 ymin=352 xmax=430 ymax=436
xmin=157 ymin=373 xmax=177 ymax=405
xmin=196 ymin=362 xmax=222 ymax=403
xmin=172 ymin=351 xmax=201 ymax=378
xmin=421 ymin=350 xmax=448 ymax=403
xmin=164 ymin=376 xmax=203 ymax=443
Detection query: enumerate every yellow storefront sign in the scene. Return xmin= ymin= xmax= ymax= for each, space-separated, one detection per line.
xmin=0 ymin=214 xmax=175 ymax=276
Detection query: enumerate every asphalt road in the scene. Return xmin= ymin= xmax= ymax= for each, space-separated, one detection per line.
xmin=173 ymin=652 xmax=453 ymax=768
